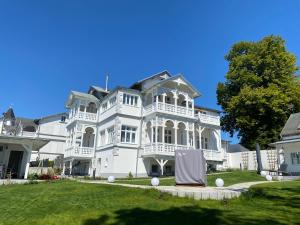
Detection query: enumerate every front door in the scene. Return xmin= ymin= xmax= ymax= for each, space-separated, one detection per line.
xmin=7 ymin=151 xmax=24 ymax=178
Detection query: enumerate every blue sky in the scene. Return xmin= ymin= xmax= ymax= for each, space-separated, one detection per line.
xmin=1 ymin=0 xmax=300 ymax=143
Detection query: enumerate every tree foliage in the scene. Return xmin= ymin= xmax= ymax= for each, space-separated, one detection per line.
xmin=217 ymin=35 xmax=300 ymax=149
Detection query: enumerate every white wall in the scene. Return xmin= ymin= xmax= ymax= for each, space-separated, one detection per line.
xmin=226 ymin=150 xmax=278 ymax=171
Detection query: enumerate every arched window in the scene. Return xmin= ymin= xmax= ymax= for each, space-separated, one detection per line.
xmin=82 ymin=127 xmax=95 ymax=147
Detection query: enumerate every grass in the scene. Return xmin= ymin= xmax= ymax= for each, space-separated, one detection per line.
xmin=0 ymin=180 xmax=299 ymax=225
xmin=115 ymin=171 xmax=266 ymax=186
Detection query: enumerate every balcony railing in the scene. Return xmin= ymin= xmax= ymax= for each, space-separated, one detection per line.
xmin=68 ymin=112 xmax=97 ymax=123
xmin=64 ymin=146 xmax=94 ymax=158
xmin=195 ymin=113 xmax=220 ymax=126
xmin=143 ymin=103 xmax=194 ymax=117
xmin=142 ymin=143 xmax=223 ymax=161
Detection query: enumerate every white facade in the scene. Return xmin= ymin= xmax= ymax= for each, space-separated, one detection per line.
xmin=64 ymin=71 xmax=225 ymax=177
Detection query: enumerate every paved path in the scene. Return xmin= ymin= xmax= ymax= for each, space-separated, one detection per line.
xmin=79 ymin=180 xmax=272 ymax=200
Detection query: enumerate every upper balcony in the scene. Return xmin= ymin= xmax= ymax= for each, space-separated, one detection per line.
xmin=64 ymin=146 xmax=94 ymax=159
xmin=143 ymin=102 xmax=194 ymax=118
xmin=142 ymin=143 xmax=223 ymax=162
xmin=68 ymin=112 xmax=97 ymax=124
xmin=195 ymin=113 xmax=220 ymax=126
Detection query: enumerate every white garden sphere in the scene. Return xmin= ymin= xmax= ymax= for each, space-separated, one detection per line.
xmin=266 ymin=175 xmax=272 ymax=181
xmin=151 ymin=177 xmax=160 ymax=186
xmin=107 ymin=176 xmax=115 ymax=183
xmin=215 ymin=178 xmax=224 ymax=187
xmin=260 ymin=171 xmax=267 ymax=177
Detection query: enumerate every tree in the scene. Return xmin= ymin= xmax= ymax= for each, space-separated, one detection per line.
xmin=217 ymin=35 xmax=300 ymax=149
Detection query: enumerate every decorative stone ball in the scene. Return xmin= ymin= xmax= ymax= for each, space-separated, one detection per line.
xmin=215 ymin=178 xmax=224 ymax=187
xmin=266 ymin=175 xmax=272 ymax=181
xmin=260 ymin=171 xmax=267 ymax=177
xmin=107 ymin=176 xmax=115 ymax=183
xmin=151 ymin=177 xmax=160 ymax=186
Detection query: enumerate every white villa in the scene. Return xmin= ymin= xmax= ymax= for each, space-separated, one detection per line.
xmin=63 ymin=71 xmax=225 ymax=177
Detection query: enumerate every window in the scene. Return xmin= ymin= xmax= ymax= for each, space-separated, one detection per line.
xmin=102 ymin=103 xmax=107 ymax=111
xmin=60 ymin=115 xmax=66 ymax=122
xmin=201 ymin=137 xmax=208 ymax=149
xmin=109 ymin=96 xmax=116 ymax=106
xmin=79 ymin=105 xmax=85 ymax=112
xmin=123 ymin=94 xmax=138 ymax=106
xmin=165 ymin=130 xmax=172 ymax=144
xmin=121 ymin=125 xmax=137 ymax=143
xmin=107 ymin=127 xmax=115 ymax=144
xmin=100 ymin=130 xmax=105 ymax=145
xmin=152 ymin=128 xmax=161 ymax=142
xmin=291 ymin=152 xmax=300 ymax=164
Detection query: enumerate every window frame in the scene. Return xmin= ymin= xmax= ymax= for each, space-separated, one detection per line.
xmin=121 ymin=125 xmax=137 ymax=144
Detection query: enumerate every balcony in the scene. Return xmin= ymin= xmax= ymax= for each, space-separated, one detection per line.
xmin=142 ymin=143 xmax=223 ymax=162
xmin=69 ymin=112 xmax=97 ymax=123
xmin=64 ymin=146 xmax=94 ymax=159
xmin=143 ymin=103 xmax=194 ymax=118
xmin=195 ymin=113 xmax=220 ymax=126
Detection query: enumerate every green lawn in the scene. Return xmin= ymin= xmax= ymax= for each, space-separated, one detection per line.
xmin=115 ymin=171 xmax=266 ymax=186
xmin=0 ymin=180 xmax=299 ymax=225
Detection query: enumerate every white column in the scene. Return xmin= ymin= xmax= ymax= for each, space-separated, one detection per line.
xmin=24 ymin=150 xmax=32 ymax=179
xmin=155 ymin=116 xmax=158 ymax=151
xmin=162 ymin=93 xmax=167 ymax=110
xmin=156 ymin=95 xmax=159 ymax=110
xmin=174 ymin=93 xmax=178 ymax=114
xmin=70 ymin=160 xmax=73 ymax=175
xmin=150 ymin=119 xmax=153 ymax=144
xmin=62 ymin=161 xmax=66 ymax=175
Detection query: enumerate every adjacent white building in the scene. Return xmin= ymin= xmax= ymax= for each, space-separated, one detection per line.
xmin=64 ymin=71 xmax=225 ymax=177
xmin=0 ymin=108 xmax=67 ymax=179
xmin=273 ymin=113 xmax=300 ymax=175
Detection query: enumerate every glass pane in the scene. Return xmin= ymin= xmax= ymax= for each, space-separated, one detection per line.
xmin=132 ymin=133 xmax=136 ymax=143
xmin=126 ymin=132 xmax=130 ymax=142
xmin=121 ymin=131 xmax=125 ymax=142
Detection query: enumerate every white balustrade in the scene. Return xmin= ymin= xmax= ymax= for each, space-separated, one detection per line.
xmin=64 ymin=146 xmax=94 ymax=158
xmin=143 ymin=103 xmax=193 ymax=118
xmin=68 ymin=112 xmax=97 ymax=123
xmin=142 ymin=143 xmax=223 ymax=161
xmin=196 ymin=113 xmax=220 ymax=126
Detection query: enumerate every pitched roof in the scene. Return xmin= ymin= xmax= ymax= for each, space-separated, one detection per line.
xmin=66 ymin=91 xmax=99 ymax=107
xmin=130 ymin=70 xmax=171 ymax=90
xmin=143 ymin=74 xmax=201 ymax=98
xmin=89 ymin=86 xmax=110 ymax=93
xmin=280 ymin=113 xmax=300 ymax=137
xmin=195 ymin=105 xmax=222 ymax=114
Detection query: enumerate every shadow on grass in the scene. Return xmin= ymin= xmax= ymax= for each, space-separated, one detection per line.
xmin=84 ymin=206 xmax=284 ymax=225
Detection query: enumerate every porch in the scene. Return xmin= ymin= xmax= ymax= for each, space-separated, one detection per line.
xmin=0 ymin=136 xmax=49 ymax=179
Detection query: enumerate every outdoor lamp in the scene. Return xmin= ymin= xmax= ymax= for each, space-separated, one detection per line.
xmin=266 ymin=175 xmax=272 ymax=181
xmin=215 ymin=178 xmax=224 ymax=187
xmin=151 ymin=177 xmax=159 ymax=186
xmin=108 ymin=176 xmax=115 ymax=183
xmin=260 ymin=171 xmax=267 ymax=177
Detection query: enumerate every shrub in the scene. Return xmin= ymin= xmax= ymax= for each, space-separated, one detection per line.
xmin=54 ymin=168 xmax=63 ymax=175
xmin=47 ymin=168 xmax=55 ymax=177
xmin=28 ymin=173 xmax=39 ymax=180
xmin=128 ymin=171 xmax=133 ymax=179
